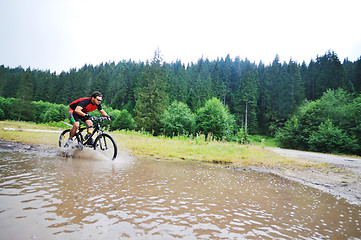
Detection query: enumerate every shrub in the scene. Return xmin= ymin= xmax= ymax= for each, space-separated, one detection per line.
xmin=0 ymin=108 xmax=4 ymax=120
xmin=33 ymin=101 xmax=67 ymax=123
xmin=0 ymin=97 xmax=8 ymax=120
xmin=196 ymin=98 xmax=236 ymax=141
xmin=161 ymin=101 xmax=195 ymax=137
xmin=109 ymin=109 xmax=136 ymax=131
xmin=42 ymin=107 xmax=66 ymax=122
xmin=308 ymin=120 xmax=359 ymax=154
xmin=276 ymin=89 xmax=361 ymax=155
xmin=275 ymin=115 xmax=308 ymax=150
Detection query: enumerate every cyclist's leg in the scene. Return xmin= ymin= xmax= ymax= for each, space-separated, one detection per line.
xmin=70 ymin=122 xmax=79 ymax=139
xmin=84 ymin=119 xmax=94 ymax=145
xmin=69 ymin=112 xmax=80 ymax=139
xmin=84 ymin=119 xmax=93 ymax=132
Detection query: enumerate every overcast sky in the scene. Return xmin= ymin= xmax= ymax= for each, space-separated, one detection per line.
xmin=1 ymin=0 xmax=360 ymax=73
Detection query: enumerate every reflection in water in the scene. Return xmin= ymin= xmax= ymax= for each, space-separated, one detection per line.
xmin=0 ymin=145 xmax=360 ymax=239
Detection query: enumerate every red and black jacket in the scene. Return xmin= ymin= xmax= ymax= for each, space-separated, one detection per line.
xmin=68 ymin=97 xmax=102 ymax=113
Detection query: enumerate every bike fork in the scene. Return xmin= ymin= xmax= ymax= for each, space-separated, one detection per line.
xmin=99 ymin=135 xmax=108 ymax=150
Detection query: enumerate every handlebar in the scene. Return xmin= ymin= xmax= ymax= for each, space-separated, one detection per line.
xmin=91 ymin=116 xmax=110 ymax=122
xmin=82 ymin=116 xmax=110 ymax=130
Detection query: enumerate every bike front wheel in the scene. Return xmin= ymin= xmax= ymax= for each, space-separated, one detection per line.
xmin=93 ymin=133 xmax=117 ymax=160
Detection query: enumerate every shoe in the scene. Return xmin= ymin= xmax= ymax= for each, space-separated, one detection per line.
xmin=64 ymin=138 xmax=73 ymax=148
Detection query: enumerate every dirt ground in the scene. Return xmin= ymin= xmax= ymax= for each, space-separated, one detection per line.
xmin=264 ymin=147 xmax=361 ymax=206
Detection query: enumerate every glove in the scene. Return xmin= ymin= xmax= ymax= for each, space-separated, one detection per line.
xmin=84 ymin=114 xmax=93 ymax=120
xmin=106 ymin=115 xmax=111 ymax=121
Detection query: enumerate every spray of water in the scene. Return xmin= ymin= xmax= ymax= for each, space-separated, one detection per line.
xmin=57 ymin=143 xmax=111 ymax=161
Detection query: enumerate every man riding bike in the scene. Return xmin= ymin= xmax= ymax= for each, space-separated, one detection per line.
xmin=66 ymin=91 xmax=110 ymax=146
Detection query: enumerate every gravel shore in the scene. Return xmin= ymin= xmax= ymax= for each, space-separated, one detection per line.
xmin=264 ymin=147 xmax=361 ymax=206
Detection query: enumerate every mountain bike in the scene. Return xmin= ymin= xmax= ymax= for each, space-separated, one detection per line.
xmin=59 ymin=117 xmax=117 ymax=160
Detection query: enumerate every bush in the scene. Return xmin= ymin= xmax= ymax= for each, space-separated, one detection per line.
xmin=196 ymin=98 xmax=236 ymax=141
xmin=275 ymin=115 xmax=308 ymax=150
xmin=109 ymin=109 xmax=136 ymax=131
xmin=0 ymin=108 xmax=4 ymax=120
xmin=276 ymin=89 xmax=361 ymax=155
xmin=308 ymin=120 xmax=359 ymax=154
xmin=0 ymin=98 xmax=68 ymax=123
xmin=236 ymin=129 xmax=249 ymax=144
xmin=33 ymin=101 xmax=67 ymax=123
xmin=2 ymin=97 xmax=33 ymax=121
xmin=42 ymin=107 xmax=66 ymax=122
xmin=0 ymin=97 xmax=8 ymax=120
xmin=161 ymin=101 xmax=195 ymax=137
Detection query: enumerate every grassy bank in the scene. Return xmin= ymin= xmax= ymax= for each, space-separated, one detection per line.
xmin=0 ymin=120 xmax=327 ymax=169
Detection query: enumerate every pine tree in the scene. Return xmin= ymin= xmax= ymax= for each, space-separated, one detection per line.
xmin=134 ymin=48 xmax=168 ymax=135
xmin=0 ymin=65 xmax=5 ymax=96
xmin=304 ymin=59 xmax=317 ymax=100
xmin=14 ymin=69 xmax=33 ymax=121
xmin=351 ymin=58 xmax=361 ymax=93
xmin=314 ymin=51 xmax=346 ymax=99
xmin=279 ymin=60 xmax=304 ymax=117
xmin=235 ymin=62 xmax=258 ymax=134
xmin=256 ymin=61 xmax=269 ymax=134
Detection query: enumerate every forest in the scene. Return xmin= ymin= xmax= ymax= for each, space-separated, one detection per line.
xmin=0 ymin=50 xmax=361 ymax=155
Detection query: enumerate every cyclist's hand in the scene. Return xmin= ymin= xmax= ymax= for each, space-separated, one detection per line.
xmin=85 ymin=114 xmax=93 ymax=120
xmin=106 ymin=115 xmax=112 ymax=121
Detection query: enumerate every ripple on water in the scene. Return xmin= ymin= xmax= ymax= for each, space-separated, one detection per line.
xmin=0 ymin=148 xmax=361 ymax=239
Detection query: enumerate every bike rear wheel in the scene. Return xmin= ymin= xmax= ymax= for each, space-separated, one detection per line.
xmin=59 ymin=129 xmax=81 ymax=148
xmin=59 ymin=129 xmax=71 ymax=147
xmin=93 ymin=133 xmax=117 ymax=160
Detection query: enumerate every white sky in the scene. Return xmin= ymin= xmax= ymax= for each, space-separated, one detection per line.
xmin=1 ymin=0 xmax=360 ymax=73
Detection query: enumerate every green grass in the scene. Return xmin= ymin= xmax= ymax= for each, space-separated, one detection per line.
xmin=0 ymin=120 xmax=326 ymax=170
xmin=110 ymin=129 xmax=325 ymax=169
xmin=247 ymin=134 xmax=278 ymax=147
xmin=0 ymin=120 xmax=65 ymax=146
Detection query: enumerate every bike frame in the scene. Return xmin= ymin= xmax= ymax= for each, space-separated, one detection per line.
xmin=60 ymin=116 xmax=117 ymax=159
xmin=74 ymin=117 xmax=107 ymax=146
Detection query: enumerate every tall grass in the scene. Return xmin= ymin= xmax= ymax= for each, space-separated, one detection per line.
xmin=0 ymin=121 xmax=327 ymax=170
xmin=0 ymin=121 xmax=63 ymax=146
xmin=111 ymin=130 xmax=325 ymax=169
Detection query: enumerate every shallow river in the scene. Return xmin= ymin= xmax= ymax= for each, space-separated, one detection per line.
xmin=0 ymin=142 xmax=360 ymax=239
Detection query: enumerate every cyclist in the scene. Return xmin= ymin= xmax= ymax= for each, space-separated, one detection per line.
xmin=66 ymin=91 xmax=110 ymax=146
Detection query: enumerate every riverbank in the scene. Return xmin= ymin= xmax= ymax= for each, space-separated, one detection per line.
xmin=1 ymin=120 xmax=360 ymax=206
xmin=263 ymin=148 xmax=361 ymax=206
xmin=0 ymin=121 xmax=323 ymax=169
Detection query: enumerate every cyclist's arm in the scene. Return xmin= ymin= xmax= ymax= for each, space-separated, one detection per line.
xmin=74 ymin=106 xmax=87 ymax=117
xmin=99 ymin=109 xmax=108 ymax=117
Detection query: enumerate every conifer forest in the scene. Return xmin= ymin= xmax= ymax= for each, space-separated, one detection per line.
xmin=1 ymin=50 xmax=361 ymax=155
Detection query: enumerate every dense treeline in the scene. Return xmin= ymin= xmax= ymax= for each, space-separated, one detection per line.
xmin=0 ymin=50 xmax=361 ymax=154
xmin=0 ymin=97 xmax=136 ymax=131
xmin=276 ymin=89 xmax=361 ymax=155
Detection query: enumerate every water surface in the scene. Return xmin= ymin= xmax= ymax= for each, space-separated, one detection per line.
xmin=0 ymin=142 xmax=360 ymax=239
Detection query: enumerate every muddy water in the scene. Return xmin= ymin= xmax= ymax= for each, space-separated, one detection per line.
xmin=0 ymin=143 xmax=360 ymax=239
